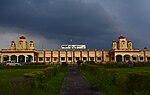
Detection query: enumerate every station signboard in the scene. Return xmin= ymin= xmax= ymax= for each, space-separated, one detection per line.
xmin=61 ymin=45 xmax=86 ymax=49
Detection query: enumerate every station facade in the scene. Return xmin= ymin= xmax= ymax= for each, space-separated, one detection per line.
xmin=0 ymin=35 xmax=150 ymax=63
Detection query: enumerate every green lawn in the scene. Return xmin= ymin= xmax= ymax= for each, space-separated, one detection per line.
xmin=0 ymin=68 xmax=41 ymax=95
xmin=0 ymin=65 xmax=67 ymax=95
xmin=110 ymin=67 xmax=150 ymax=81
xmin=81 ymin=65 xmax=150 ymax=95
xmin=0 ymin=69 xmax=40 ymax=82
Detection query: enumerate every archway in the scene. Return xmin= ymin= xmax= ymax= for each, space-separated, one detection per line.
xmin=116 ymin=55 xmax=122 ymax=63
xmin=26 ymin=55 xmax=33 ymax=62
xmin=3 ymin=55 xmax=9 ymax=62
xmin=18 ymin=55 xmax=25 ymax=63
xmin=11 ymin=55 xmax=17 ymax=62
xmin=124 ymin=55 xmax=130 ymax=62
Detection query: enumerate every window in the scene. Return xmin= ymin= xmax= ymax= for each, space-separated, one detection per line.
xmin=54 ymin=57 xmax=57 ymax=61
xmin=90 ymin=57 xmax=94 ymax=61
xmin=97 ymin=57 xmax=101 ymax=60
xmin=39 ymin=57 xmax=43 ymax=61
xmin=140 ymin=57 xmax=143 ymax=60
xmin=61 ymin=57 xmax=65 ymax=61
xmin=147 ymin=57 xmax=150 ymax=62
xmin=83 ymin=57 xmax=87 ymax=60
xmin=133 ymin=57 xmax=136 ymax=60
xmin=76 ymin=57 xmax=80 ymax=61
xmin=68 ymin=57 xmax=72 ymax=60
xmin=46 ymin=57 xmax=50 ymax=61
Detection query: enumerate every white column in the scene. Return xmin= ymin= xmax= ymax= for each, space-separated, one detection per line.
xmin=115 ymin=56 xmax=116 ymax=62
xmin=1 ymin=56 xmax=3 ymax=63
xmin=9 ymin=56 xmax=11 ymax=61
xmin=114 ymin=53 xmax=116 ymax=62
xmin=130 ymin=56 xmax=132 ymax=62
xmin=32 ymin=56 xmax=35 ymax=63
xmin=122 ymin=56 xmax=124 ymax=62
xmin=25 ymin=56 xmax=27 ymax=63
xmin=17 ymin=56 xmax=18 ymax=62
xmin=137 ymin=56 xmax=140 ymax=62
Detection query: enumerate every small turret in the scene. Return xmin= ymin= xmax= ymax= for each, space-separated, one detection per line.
xmin=29 ymin=40 xmax=35 ymax=49
xmin=10 ymin=41 xmax=16 ymax=49
xmin=127 ymin=40 xmax=132 ymax=49
xmin=112 ymin=40 xmax=117 ymax=50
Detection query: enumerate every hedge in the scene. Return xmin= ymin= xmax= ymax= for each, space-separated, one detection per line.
xmin=125 ymin=72 xmax=150 ymax=95
xmin=81 ymin=64 xmax=118 ymax=90
xmin=23 ymin=65 xmax=61 ymax=89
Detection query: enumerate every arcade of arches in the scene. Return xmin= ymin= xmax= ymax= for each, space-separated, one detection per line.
xmin=1 ymin=54 xmax=34 ymax=63
xmin=116 ymin=55 xmax=140 ymax=62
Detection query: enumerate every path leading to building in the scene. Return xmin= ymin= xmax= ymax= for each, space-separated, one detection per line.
xmin=60 ymin=64 xmax=101 ymax=95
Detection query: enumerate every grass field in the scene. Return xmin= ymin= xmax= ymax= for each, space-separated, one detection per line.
xmin=0 ymin=65 xmax=67 ymax=95
xmin=110 ymin=67 xmax=150 ymax=81
xmin=0 ymin=69 xmax=41 ymax=82
xmin=0 ymin=67 xmax=42 ymax=95
xmin=81 ymin=64 xmax=150 ymax=95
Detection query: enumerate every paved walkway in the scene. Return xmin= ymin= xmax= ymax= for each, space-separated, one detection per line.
xmin=60 ymin=64 xmax=101 ymax=95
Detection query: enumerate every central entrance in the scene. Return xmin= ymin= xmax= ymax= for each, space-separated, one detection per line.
xmin=116 ymin=55 xmax=122 ymax=62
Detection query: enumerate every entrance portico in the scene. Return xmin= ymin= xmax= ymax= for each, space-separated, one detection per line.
xmin=0 ymin=49 xmax=37 ymax=63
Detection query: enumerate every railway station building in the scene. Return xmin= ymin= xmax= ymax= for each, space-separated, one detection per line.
xmin=0 ymin=35 xmax=149 ymax=63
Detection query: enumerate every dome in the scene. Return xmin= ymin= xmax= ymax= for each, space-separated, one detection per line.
xmin=20 ymin=35 xmax=26 ymax=39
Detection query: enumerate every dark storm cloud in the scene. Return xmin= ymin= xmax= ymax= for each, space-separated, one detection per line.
xmin=0 ymin=0 xmax=124 ymax=49
xmin=99 ymin=0 xmax=150 ymax=49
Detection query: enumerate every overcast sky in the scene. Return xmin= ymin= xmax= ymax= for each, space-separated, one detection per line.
xmin=0 ymin=0 xmax=150 ymax=50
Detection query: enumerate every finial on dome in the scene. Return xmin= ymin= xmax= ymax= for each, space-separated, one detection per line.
xmin=11 ymin=40 xmax=15 ymax=43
